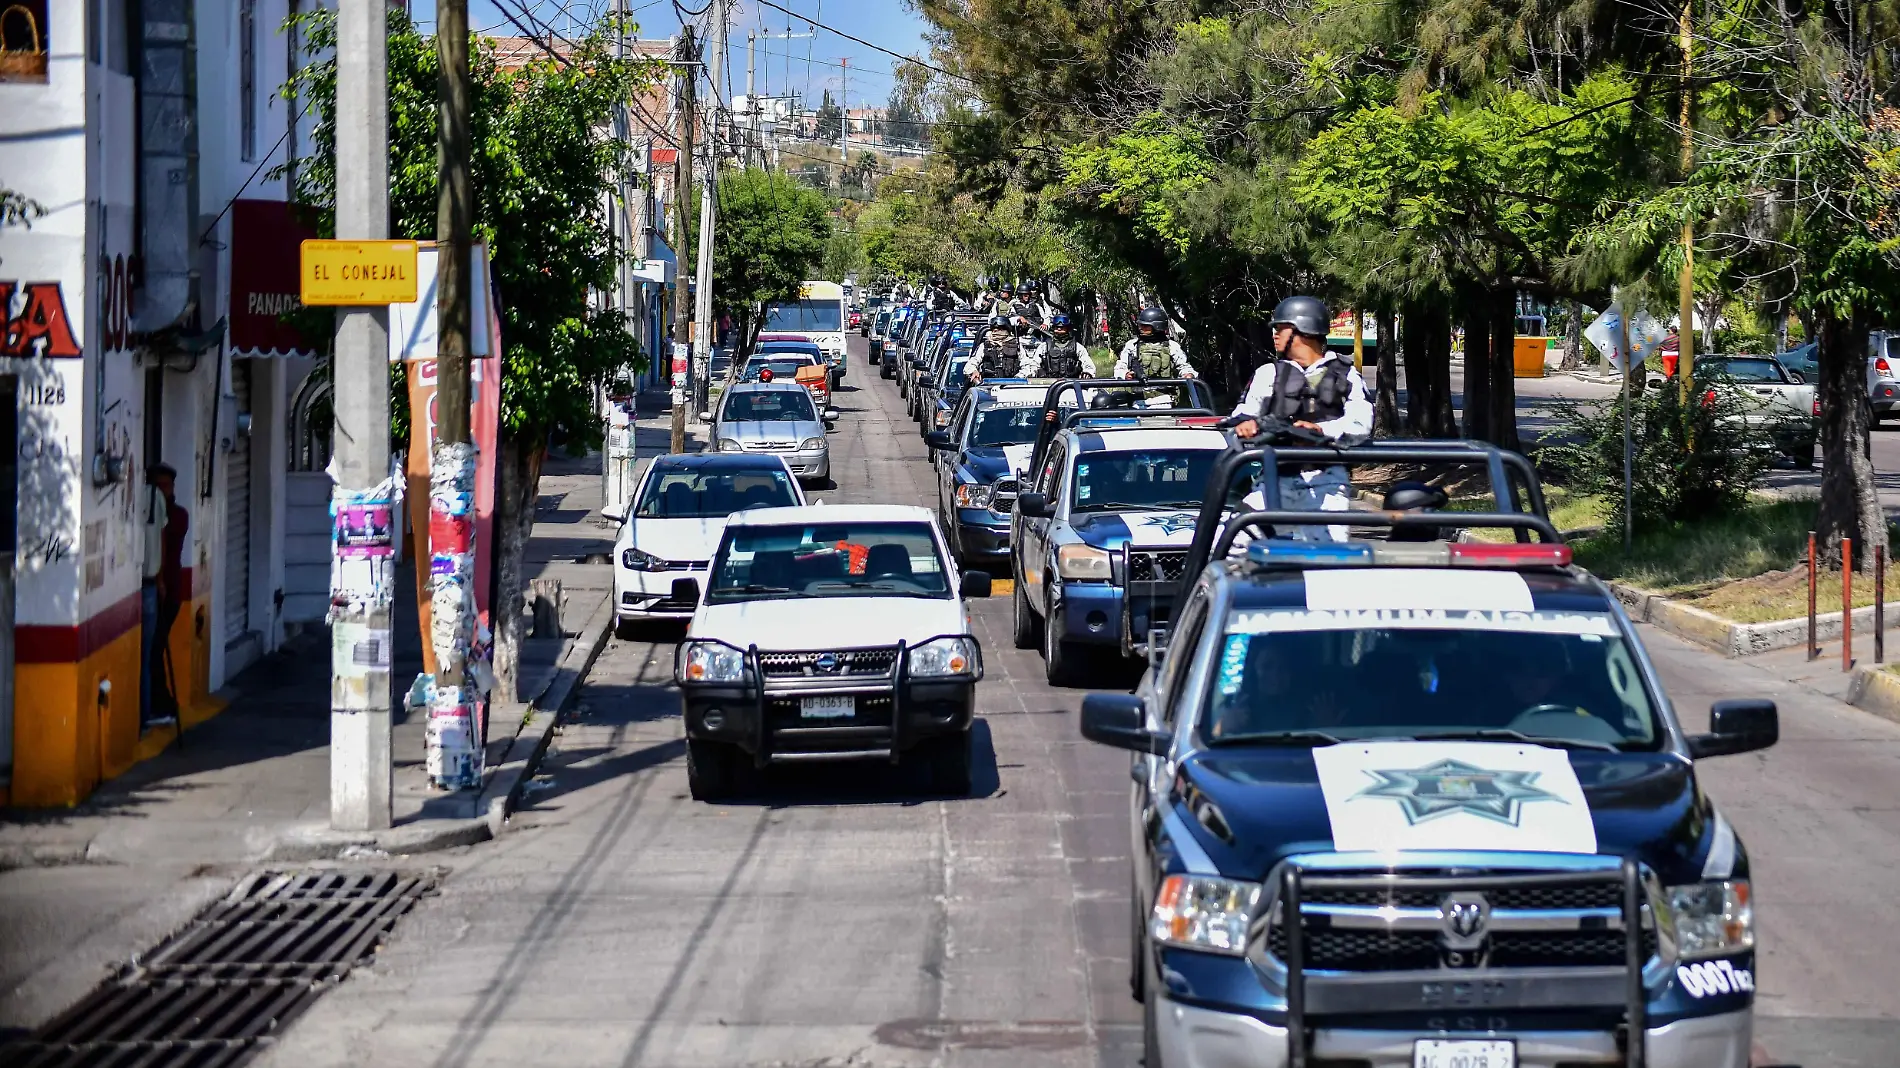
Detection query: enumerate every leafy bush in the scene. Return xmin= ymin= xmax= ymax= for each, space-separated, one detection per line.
xmin=1537 ymin=383 xmax=1778 ymax=536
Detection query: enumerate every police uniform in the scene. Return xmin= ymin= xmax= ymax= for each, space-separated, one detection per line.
xmin=1232 ymin=352 xmax=1373 ymax=541
xmin=1038 ymin=337 xmax=1091 ymax=380
xmin=970 ymin=336 xmax=1026 ymax=380
xmin=1112 ymin=337 xmax=1194 ymax=379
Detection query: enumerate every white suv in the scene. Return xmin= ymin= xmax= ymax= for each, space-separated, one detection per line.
xmin=672 ymin=504 xmax=992 ymax=799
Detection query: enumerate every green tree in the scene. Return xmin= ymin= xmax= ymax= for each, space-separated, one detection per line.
xmin=284 ymin=9 xmax=661 ymax=694
xmin=690 ymin=167 xmax=833 ymax=354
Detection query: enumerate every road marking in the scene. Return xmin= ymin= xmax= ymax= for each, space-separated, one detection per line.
xmin=992 ymin=578 xmax=1015 ymax=595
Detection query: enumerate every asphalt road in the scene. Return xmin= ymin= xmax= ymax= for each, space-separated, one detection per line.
xmin=254 ymin=337 xmax=1900 ymax=1068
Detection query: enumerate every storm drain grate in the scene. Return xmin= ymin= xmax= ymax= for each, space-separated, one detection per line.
xmin=0 ymin=869 xmax=435 ymax=1068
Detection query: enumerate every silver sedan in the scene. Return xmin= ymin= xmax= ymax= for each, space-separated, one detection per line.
xmin=713 ymin=380 xmax=837 ymax=485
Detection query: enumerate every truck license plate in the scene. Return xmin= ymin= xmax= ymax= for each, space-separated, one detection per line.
xmin=800 ymin=696 xmax=854 ymax=719
xmin=1414 ymin=1040 xmax=1514 ymax=1068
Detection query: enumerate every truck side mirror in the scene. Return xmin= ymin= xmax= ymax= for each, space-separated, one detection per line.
xmin=1687 ymin=699 xmax=1778 ymax=758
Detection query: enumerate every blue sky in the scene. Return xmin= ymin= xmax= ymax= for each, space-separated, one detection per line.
xmin=421 ymin=1 xmax=936 ymax=112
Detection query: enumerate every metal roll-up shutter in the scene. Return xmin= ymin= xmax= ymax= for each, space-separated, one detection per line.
xmin=224 ymin=361 xmax=252 ymax=643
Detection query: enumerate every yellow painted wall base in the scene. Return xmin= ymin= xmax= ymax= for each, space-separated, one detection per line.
xmin=9 ymin=592 xmax=217 ymax=808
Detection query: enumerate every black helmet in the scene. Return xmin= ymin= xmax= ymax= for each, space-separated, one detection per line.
xmin=997 ymin=280 xmax=1015 ymax=294
xmin=1270 ymin=295 xmax=1331 ymax=338
xmin=987 ymin=315 xmax=1013 ymax=330
xmin=1135 ymin=306 xmax=1169 ymax=331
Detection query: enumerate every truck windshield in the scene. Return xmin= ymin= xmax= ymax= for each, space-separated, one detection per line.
xmin=635 ymin=468 xmax=799 ymax=519
xmin=762 ymin=299 xmax=843 ymax=333
xmin=742 ymin=358 xmax=814 ymax=381
xmin=1071 ymin=449 xmax=1217 ymax=513
xmin=709 ymin=523 xmax=953 ymax=603
xmin=970 ymin=405 xmax=1044 ymax=447
xmin=1705 ymin=359 xmax=1786 ymax=383
xmin=1203 ymin=610 xmax=1661 ymax=750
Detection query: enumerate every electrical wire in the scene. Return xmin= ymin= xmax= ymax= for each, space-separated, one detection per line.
xmin=748 ymin=0 xmax=970 ymax=84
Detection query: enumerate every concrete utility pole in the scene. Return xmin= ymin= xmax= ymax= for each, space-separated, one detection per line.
xmin=839 ymin=57 xmax=849 ymax=190
xmin=332 ymin=0 xmax=392 ymax=831
xmin=693 ymin=0 xmax=728 ymax=422
xmin=746 ymin=31 xmax=757 ymax=169
xmin=436 ymin=0 xmax=472 ymax=444
xmin=670 ymin=27 xmax=697 ymax=454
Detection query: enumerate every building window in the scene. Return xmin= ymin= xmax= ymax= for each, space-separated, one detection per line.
xmin=240 ymin=0 xmax=257 ymax=161
xmin=0 ymin=1 xmax=49 ymax=83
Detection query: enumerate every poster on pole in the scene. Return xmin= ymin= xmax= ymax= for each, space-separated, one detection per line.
xmin=392 ymin=243 xmax=504 ymax=675
xmin=1584 ymin=304 xmax=1667 ymax=371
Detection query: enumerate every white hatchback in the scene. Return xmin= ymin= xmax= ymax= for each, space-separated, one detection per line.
xmin=612 ymin=453 xmax=806 ymax=635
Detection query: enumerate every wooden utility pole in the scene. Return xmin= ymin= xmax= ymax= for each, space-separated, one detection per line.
xmin=1676 ymin=0 xmax=1696 ymax=412
xmin=436 ymin=0 xmax=473 ymax=444
xmin=670 ymin=27 xmax=697 ymax=454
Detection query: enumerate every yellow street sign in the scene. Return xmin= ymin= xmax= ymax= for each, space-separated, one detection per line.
xmin=300 ymin=240 xmax=420 ymax=305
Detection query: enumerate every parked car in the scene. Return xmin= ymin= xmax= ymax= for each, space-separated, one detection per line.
xmin=612 ymin=453 xmax=805 ymax=636
xmin=673 ymin=504 xmax=993 ymax=799
xmin=713 ymin=379 xmax=837 ymax=485
xmin=1698 ymin=355 xmax=1816 ymax=467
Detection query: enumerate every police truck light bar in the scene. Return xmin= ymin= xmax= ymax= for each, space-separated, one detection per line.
xmin=1245 ymin=539 xmax=1572 ymax=569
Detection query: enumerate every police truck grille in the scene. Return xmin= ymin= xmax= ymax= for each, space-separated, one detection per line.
xmin=1256 ymin=869 xmax=1656 ymax=973
xmin=757 ymin=648 xmax=900 ymax=679
xmin=1127 ymin=550 xmax=1189 ymax=583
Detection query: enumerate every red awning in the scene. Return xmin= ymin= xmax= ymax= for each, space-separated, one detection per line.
xmin=230 ymin=199 xmax=320 ymax=358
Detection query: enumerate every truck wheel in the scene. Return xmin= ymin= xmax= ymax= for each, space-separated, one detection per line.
xmin=931 ymin=733 xmax=973 ymax=796
xmin=880 ymin=360 xmax=894 ymax=380
xmin=1044 ymin=597 xmax=1081 ymax=686
xmin=1012 ymin=577 xmax=1042 ymax=649
xmin=686 ymin=739 xmax=739 ymax=801
xmin=1130 ymin=875 xmax=1147 ymax=1002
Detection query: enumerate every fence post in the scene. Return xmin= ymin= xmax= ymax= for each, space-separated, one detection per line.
xmin=1843 ymin=538 xmax=1854 ymax=673
xmin=1809 ymin=531 xmax=1818 ymax=661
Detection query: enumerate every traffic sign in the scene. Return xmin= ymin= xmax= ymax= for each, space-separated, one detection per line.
xmin=300 ymin=240 xmax=420 ymax=305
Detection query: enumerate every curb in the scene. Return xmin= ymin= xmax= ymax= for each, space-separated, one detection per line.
xmin=477 ymin=595 xmax=615 ymax=839
xmin=261 ymin=596 xmax=614 ymax=862
xmin=1612 ymin=580 xmax=1900 ymax=658
xmin=1848 ymin=666 xmax=1900 ymax=723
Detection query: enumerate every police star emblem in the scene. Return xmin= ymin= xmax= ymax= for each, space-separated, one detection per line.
xmin=1140 ymin=512 xmax=1197 ymax=535
xmin=1353 ymin=758 xmax=1565 ymax=826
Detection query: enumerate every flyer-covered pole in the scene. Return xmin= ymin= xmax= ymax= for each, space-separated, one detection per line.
xmin=427 ymin=0 xmax=483 ymax=791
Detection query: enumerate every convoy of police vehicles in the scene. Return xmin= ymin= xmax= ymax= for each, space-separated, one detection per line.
xmin=612 ymin=278 xmax=1775 ymax=1068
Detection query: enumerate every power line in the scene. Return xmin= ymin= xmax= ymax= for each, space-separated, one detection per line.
xmin=748 ymin=0 xmax=970 ymax=84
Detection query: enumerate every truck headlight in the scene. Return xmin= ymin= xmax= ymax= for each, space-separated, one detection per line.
xmin=621 ymin=546 xmax=664 ymax=572
xmin=907 ymin=636 xmax=977 ymax=677
xmin=682 ymin=642 xmax=746 ymax=683
xmin=1057 ymin=543 xmax=1113 ymax=580
xmin=717 ymin=438 xmax=743 ymax=453
xmin=799 ymin=437 xmax=826 ymax=451
xmin=1152 ymin=874 xmax=1261 ymax=956
xmin=1666 ymin=880 xmax=1753 ymax=960
xmin=955 ymin=482 xmax=993 ymax=510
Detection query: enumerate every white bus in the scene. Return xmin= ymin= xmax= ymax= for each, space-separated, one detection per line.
xmin=762 ymin=281 xmax=847 ymax=368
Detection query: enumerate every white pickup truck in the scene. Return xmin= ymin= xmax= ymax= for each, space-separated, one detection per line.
xmin=671 ymin=504 xmax=992 ymax=799
xmin=1700 ymin=354 xmax=1817 ymax=467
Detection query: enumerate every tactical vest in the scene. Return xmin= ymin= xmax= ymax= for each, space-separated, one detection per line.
xmin=980 ymin=339 xmax=1022 ymax=378
xmin=1264 ymin=358 xmax=1352 ymax=422
xmin=1041 ymin=339 xmax=1086 ymax=379
xmin=1134 ymin=340 xmax=1174 ymax=378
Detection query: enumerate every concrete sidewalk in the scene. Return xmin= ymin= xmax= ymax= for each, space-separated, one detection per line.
xmin=0 ymin=389 xmax=694 ymax=1032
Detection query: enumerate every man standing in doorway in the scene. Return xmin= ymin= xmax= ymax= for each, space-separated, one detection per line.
xmin=143 ymin=464 xmax=187 ymax=728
